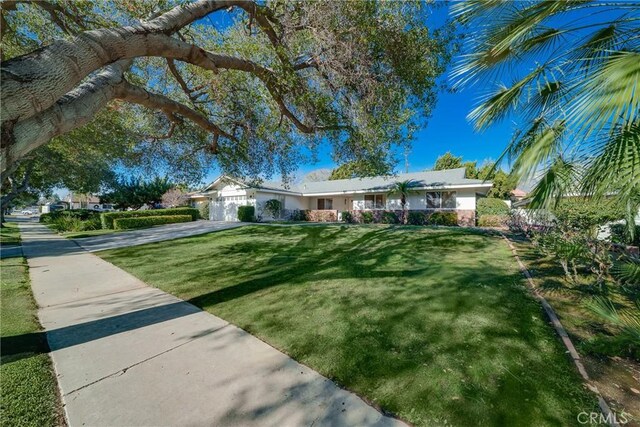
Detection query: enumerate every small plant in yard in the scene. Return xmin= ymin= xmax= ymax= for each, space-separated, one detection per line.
xmin=341 ymin=211 xmax=353 ymax=223
xmin=585 ymin=297 xmax=640 ymax=360
xmin=534 ymin=232 xmax=590 ymax=284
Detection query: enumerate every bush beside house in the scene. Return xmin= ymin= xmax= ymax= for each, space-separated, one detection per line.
xmin=477 ymin=198 xmax=510 ymax=227
xmin=237 ymin=206 xmax=256 ymax=222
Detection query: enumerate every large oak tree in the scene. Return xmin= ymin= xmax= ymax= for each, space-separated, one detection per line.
xmin=1 ymin=0 xmax=452 ymax=187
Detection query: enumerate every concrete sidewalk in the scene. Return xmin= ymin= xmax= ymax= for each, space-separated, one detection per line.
xmin=19 ymin=222 xmax=404 ymax=427
xmin=73 ymin=220 xmax=244 ymax=252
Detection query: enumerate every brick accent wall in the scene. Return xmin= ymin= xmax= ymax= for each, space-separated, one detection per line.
xmin=457 ymin=210 xmax=476 ymax=227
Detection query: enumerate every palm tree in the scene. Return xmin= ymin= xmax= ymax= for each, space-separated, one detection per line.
xmin=452 ymin=1 xmax=640 ymax=237
xmin=388 ymin=180 xmax=418 ymax=224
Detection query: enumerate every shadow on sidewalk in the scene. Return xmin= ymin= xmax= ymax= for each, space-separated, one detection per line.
xmin=1 ymin=301 xmax=201 ymax=364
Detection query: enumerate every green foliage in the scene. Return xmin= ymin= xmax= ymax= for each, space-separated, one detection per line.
xmin=478 ymin=215 xmax=508 ymax=227
xmin=361 ymin=211 xmax=374 ymax=224
xmin=198 ymin=202 xmax=210 ymax=221
xmin=40 ymin=209 xmax=96 ymax=223
xmin=237 ymin=206 xmax=256 ymax=222
xmin=329 ymin=158 xmax=394 ymax=180
xmin=487 ymin=170 xmax=517 ymax=199
xmin=610 ymin=224 xmax=640 ymax=246
xmin=585 ymin=297 xmax=640 ymax=360
xmin=454 ymin=1 xmax=640 ymax=236
xmin=113 ymin=215 xmax=192 ymax=230
xmin=428 ymin=211 xmax=458 ymax=226
xmin=433 ymin=152 xmax=463 ymax=171
xmin=611 ymin=257 xmax=640 ymax=286
xmin=263 ymin=199 xmax=282 ymax=219
xmin=477 ymin=198 xmax=509 ymax=216
xmin=341 ymin=211 xmax=353 ymax=223
xmin=101 ymin=208 xmax=199 ymax=229
xmin=552 ymin=198 xmax=624 ymax=232
xmin=381 ymin=211 xmax=400 ymax=224
xmin=101 ymin=176 xmax=173 ymax=210
xmin=407 ymin=211 xmax=428 ymax=225
xmin=289 ymin=209 xmax=308 ymax=221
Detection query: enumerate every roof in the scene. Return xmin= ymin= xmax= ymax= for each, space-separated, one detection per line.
xmin=198 ymin=168 xmax=492 ymax=197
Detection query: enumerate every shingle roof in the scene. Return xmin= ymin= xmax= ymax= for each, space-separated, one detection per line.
xmin=255 ymin=168 xmax=491 ymax=195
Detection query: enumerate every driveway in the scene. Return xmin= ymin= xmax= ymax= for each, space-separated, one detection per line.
xmin=17 ymin=222 xmax=404 ymax=426
xmin=74 ymin=220 xmax=244 ymax=252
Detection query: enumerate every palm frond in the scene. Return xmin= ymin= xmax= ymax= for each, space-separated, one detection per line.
xmin=468 ymin=67 xmax=544 ymax=130
xmin=571 ymin=50 xmax=640 ymax=139
xmin=527 ymin=157 xmax=578 ymax=209
xmin=612 ymin=257 xmax=640 ymax=286
xmin=582 ymin=118 xmax=640 ymax=200
xmin=586 ymin=297 xmax=640 ymax=343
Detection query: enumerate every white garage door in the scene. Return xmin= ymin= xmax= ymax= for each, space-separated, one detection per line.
xmin=210 ymin=200 xmax=240 ymax=221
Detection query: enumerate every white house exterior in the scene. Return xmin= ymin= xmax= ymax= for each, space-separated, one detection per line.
xmin=191 ymin=168 xmax=492 ymax=226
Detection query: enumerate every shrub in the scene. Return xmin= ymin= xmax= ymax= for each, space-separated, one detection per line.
xmin=361 ymin=211 xmax=374 ymax=224
xmin=407 ymin=211 xmax=427 ymax=225
xmin=289 ymin=209 xmax=308 ymax=221
xmin=40 ymin=209 xmax=96 ymax=223
xmin=478 ymin=215 xmax=508 ymax=227
xmin=553 ymin=197 xmax=624 ymax=231
xmin=341 ymin=211 xmax=353 ymax=223
xmin=381 ymin=211 xmax=399 ymax=224
xmin=237 ymin=205 xmax=255 ymax=222
xmin=113 ymin=215 xmax=192 ymax=230
xmin=428 ymin=211 xmax=458 ymax=226
xmin=263 ymin=199 xmax=282 ymax=218
xmin=477 ymin=198 xmax=509 ymax=217
xmin=307 ymin=210 xmax=337 ymax=222
xmin=198 ymin=202 xmax=210 ymax=221
xmin=610 ymin=223 xmax=640 ymax=246
xmin=101 ymin=207 xmax=199 ymax=229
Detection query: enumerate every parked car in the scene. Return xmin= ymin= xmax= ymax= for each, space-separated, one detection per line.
xmin=21 ymin=209 xmax=34 ymax=215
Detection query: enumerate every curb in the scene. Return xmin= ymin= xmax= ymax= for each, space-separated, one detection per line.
xmin=501 ymin=234 xmax=619 ymax=427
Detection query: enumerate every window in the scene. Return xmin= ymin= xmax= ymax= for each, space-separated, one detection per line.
xmin=317 ymin=198 xmax=333 ymax=210
xmin=426 ymin=191 xmax=456 ymax=209
xmin=364 ymin=194 xmax=385 ymax=209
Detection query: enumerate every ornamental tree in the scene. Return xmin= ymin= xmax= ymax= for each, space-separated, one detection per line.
xmin=1 ymin=0 xmax=453 ymax=185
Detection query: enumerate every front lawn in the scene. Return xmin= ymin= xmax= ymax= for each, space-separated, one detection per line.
xmin=100 ymin=225 xmax=597 ymax=426
xmin=0 ymin=257 xmax=63 ymax=426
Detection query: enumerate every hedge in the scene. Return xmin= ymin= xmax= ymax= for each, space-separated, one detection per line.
xmin=237 ymin=205 xmax=255 ymax=222
xmin=407 ymin=211 xmax=427 ymax=225
xmin=113 ymin=215 xmax=192 ymax=230
xmin=101 ymin=207 xmax=199 ymax=229
xmin=477 ymin=198 xmax=510 ymax=217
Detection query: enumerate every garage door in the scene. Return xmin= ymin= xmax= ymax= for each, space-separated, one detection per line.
xmin=210 ymin=200 xmax=239 ymax=221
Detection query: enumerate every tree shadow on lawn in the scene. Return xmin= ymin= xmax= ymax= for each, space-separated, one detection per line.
xmin=103 ymin=225 xmax=598 ymax=426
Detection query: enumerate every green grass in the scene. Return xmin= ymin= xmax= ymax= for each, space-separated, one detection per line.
xmin=1 ymin=257 xmax=63 ymax=426
xmin=0 ymin=222 xmax=21 ymax=246
xmin=100 ymin=225 xmax=598 ymax=426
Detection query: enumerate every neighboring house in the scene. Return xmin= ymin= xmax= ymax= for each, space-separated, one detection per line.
xmin=191 ymin=168 xmax=492 ymax=226
xmin=65 ymin=193 xmax=114 ymax=211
